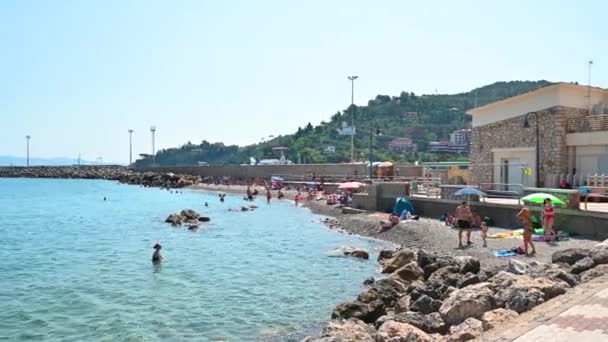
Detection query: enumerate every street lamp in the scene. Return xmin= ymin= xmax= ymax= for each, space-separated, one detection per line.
xmin=150 ymin=126 xmax=156 ymax=165
xmin=348 ymin=75 xmax=358 ymax=163
xmin=369 ymin=124 xmax=381 ymax=181
xmin=523 ymin=112 xmax=540 ymax=188
xmin=25 ymin=135 xmax=31 ymax=167
xmin=128 ymin=130 xmax=134 ymax=166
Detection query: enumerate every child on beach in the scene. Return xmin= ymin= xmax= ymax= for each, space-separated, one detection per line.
xmin=480 ymin=222 xmax=488 ymax=247
xmin=516 ymin=206 xmax=536 ymax=255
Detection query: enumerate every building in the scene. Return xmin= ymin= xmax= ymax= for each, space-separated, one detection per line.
xmin=324 ymin=146 xmax=336 ymax=153
xmin=387 ymin=138 xmax=417 ymax=152
xmin=427 ymin=141 xmax=451 ymax=153
xmin=450 ymin=129 xmax=472 ymax=145
xmin=467 ymin=82 xmax=608 ymax=187
xmin=427 ymin=128 xmax=471 ymax=153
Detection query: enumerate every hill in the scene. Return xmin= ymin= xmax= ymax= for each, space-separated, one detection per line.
xmin=134 ymin=80 xmax=551 ymax=166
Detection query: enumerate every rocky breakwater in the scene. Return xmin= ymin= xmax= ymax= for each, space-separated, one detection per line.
xmin=117 ymin=171 xmax=202 ymax=189
xmin=0 ymin=165 xmax=132 ymax=180
xmin=305 ymin=238 xmax=608 ymax=342
xmin=165 ymin=209 xmax=210 ymax=230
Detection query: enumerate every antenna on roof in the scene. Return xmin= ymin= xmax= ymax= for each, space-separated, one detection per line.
xmin=587 ymin=60 xmax=593 ymax=115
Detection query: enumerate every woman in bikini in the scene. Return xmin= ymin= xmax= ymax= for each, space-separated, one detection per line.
xmin=543 ymin=198 xmax=556 ymax=236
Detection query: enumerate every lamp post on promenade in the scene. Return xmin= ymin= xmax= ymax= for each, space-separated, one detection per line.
xmin=348 ymin=75 xmax=358 ymax=163
xmin=150 ymin=126 xmax=156 ymax=165
xmin=25 ymin=135 xmax=31 ymax=166
xmin=523 ymin=112 xmax=540 ymax=188
xmin=128 ymin=129 xmax=134 ymax=166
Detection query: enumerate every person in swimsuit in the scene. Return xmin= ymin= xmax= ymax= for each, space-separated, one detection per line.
xmin=543 ymin=198 xmax=556 ymax=236
xmin=516 ymin=206 xmax=536 ymax=255
xmin=454 ymin=202 xmax=474 ymax=248
xmin=152 ymin=243 xmax=164 ymax=263
xmin=266 ymin=189 xmax=272 ymax=204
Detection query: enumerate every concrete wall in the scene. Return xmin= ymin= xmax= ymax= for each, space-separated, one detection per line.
xmin=352 ymin=182 xmax=411 ymax=212
xmin=409 ymin=197 xmax=608 ymax=239
xmin=136 ymin=164 xmax=423 ymax=180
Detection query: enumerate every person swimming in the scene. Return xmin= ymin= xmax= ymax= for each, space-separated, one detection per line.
xmin=204 ymin=202 xmax=209 ymax=207
xmin=152 ymin=243 xmax=164 ymax=263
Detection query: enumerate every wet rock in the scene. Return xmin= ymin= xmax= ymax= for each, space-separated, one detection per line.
xmin=391 ymin=262 xmax=425 ymax=284
xmin=410 ymin=294 xmax=442 ymax=315
xmin=580 ymin=264 xmax=608 ymax=283
xmin=330 ymin=247 xmax=370 ymax=259
xmin=439 ymin=282 xmax=496 ymax=325
xmin=481 ymin=308 xmax=519 ymax=331
xmin=165 ymin=214 xmax=183 ymax=225
xmin=318 ymin=318 xmax=375 ymax=342
xmin=378 ymin=249 xmax=396 ymax=262
xmin=331 ymin=300 xmax=386 ymax=323
xmin=455 ymin=256 xmax=480 ymax=274
xmin=552 ymin=248 xmax=591 ymax=265
xmin=198 ymin=216 xmax=211 ymax=222
xmin=363 ymin=277 xmax=375 ymax=286
xmin=571 ymin=256 xmax=596 ymax=274
xmin=382 ymin=249 xmax=417 ymax=274
xmin=448 ymin=318 xmax=483 ymax=342
xmin=376 ymin=320 xmax=431 ymax=342
xmin=456 ymin=273 xmax=480 ymax=288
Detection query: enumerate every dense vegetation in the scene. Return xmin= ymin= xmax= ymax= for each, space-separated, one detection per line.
xmin=135 ymin=80 xmax=551 ymax=166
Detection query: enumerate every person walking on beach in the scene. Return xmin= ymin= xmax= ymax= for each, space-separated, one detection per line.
xmin=516 ymin=206 xmax=536 ymax=255
xmin=266 ymin=189 xmax=272 ymax=204
xmin=455 ymin=201 xmax=474 ymax=248
xmin=543 ymin=198 xmax=556 ymax=236
xmin=152 ymin=243 xmax=164 ymax=263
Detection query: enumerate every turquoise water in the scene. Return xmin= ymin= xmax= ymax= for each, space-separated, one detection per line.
xmin=0 ymin=178 xmax=387 ymax=341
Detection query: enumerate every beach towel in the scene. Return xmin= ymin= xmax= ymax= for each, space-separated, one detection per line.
xmin=494 ymin=250 xmax=517 ymax=257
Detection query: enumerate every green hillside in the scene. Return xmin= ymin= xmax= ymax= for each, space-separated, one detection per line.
xmin=134 ymin=80 xmax=551 ymax=166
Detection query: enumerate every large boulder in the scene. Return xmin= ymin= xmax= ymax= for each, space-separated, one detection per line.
xmin=394 ymin=295 xmax=411 ymax=314
xmin=391 ymin=311 xmax=448 ymax=335
xmin=490 ymin=271 xmax=567 ymax=313
xmin=382 ymin=249 xmax=417 ymax=274
xmin=455 ymin=256 xmax=480 ymax=274
xmin=416 ymin=249 xmax=437 ymax=269
xmin=481 ymin=308 xmax=519 ymax=331
xmin=423 ymin=255 xmax=459 ymax=279
xmin=428 ymin=266 xmax=464 ymax=288
xmin=591 ymin=244 xmax=608 ymax=265
xmin=331 ymin=300 xmax=386 ymax=323
xmin=456 ymin=273 xmax=480 ymax=289
xmin=376 ymin=320 xmax=431 ymax=342
xmin=551 ymin=248 xmax=591 ymax=265
xmin=505 ymin=259 xmax=531 ymax=275
xmin=391 ymin=262 xmax=425 ymax=284
xmin=439 ymin=282 xmax=496 ymax=325
xmin=378 ymin=249 xmax=396 ymax=262
xmin=180 ymin=209 xmax=199 ymax=220
xmin=448 ymin=318 xmax=483 ymax=342
xmin=571 ymin=256 xmax=596 ymax=274
xmin=358 ymin=278 xmax=408 ymax=309
xmin=410 ymin=294 xmax=442 ymax=315
xmin=165 ymin=214 xmax=183 ymax=225
xmin=580 ymin=264 xmax=608 ymax=283
xmin=543 ymin=268 xmax=578 ymax=287
xmin=319 ymin=318 xmax=375 ymax=342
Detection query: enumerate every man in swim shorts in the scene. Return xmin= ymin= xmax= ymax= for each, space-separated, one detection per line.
xmin=454 ymin=201 xmax=474 ymax=248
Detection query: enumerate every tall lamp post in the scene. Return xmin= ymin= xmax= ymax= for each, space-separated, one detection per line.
xmin=348 ymin=75 xmax=358 ymax=163
xmin=368 ymin=124 xmax=380 ymax=181
xmin=523 ymin=112 xmax=540 ymax=188
xmin=25 ymin=135 xmax=31 ymax=167
xmin=128 ymin=129 xmax=134 ymax=166
xmin=150 ymin=126 xmax=156 ymax=165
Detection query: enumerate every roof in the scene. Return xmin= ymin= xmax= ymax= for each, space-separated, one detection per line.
xmin=466 ymin=82 xmax=608 ymax=116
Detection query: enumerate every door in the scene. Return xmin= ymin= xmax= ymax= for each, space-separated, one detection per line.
xmin=502 ymin=159 xmax=523 ymax=191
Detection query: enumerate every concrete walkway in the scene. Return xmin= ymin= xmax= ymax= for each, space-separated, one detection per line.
xmin=482 ymin=274 xmax=608 ymax=341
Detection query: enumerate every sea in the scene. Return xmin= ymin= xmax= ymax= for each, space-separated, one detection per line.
xmin=0 ymin=178 xmax=388 ymax=341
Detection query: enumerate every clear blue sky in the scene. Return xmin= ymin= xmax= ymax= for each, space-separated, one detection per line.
xmin=1 ymin=0 xmax=606 ymax=163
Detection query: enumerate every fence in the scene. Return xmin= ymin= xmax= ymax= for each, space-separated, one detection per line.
xmin=567 ymin=114 xmax=608 ymax=133
xmin=545 ymin=173 xmax=608 ymax=188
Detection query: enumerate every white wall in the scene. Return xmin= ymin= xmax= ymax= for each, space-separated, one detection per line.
xmin=575 ymin=145 xmax=608 ymax=175
xmin=491 ymin=148 xmax=535 ymax=186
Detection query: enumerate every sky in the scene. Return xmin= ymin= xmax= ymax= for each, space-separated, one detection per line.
xmin=1 ymin=0 xmax=606 ymax=164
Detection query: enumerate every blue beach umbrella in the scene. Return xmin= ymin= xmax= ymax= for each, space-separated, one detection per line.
xmin=454 ymin=187 xmax=486 ymax=197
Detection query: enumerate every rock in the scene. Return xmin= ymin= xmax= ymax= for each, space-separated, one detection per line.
xmin=417 ymin=249 xmax=437 ymax=269
xmin=180 ymin=209 xmax=199 ymax=220
xmin=410 ymin=294 xmax=442 ymax=315
xmin=376 ymin=320 xmax=431 ymax=342
xmin=331 ymin=247 xmax=370 ymax=259
xmin=358 ymin=278 xmax=408 ymax=311
xmin=580 ymin=264 xmax=608 ymax=283
xmin=552 ymin=248 xmax=591 ymax=265
xmin=186 ymin=223 xmax=200 ymax=230
xmin=363 ymin=277 xmax=375 ymax=286
xmin=590 ymin=245 xmax=608 ymax=265
xmin=571 ymin=256 xmax=596 ymax=274
xmin=491 ymin=271 xmax=566 ymax=313
xmin=379 ymin=249 xmax=396 ymax=262
xmin=428 ymin=266 xmax=464 ymax=288
xmin=382 ymin=249 xmax=417 ymax=274
xmin=448 ymin=318 xmax=483 ymax=342
xmin=456 ymin=273 xmax=480 ymax=288
xmin=198 ymin=216 xmax=211 ymax=222
xmin=506 ymin=259 xmax=531 ymax=275
xmin=391 ymin=262 xmax=425 ymax=284
xmin=423 ymin=256 xmax=459 ymax=279
xmin=165 ymin=214 xmax=183 ymax=225
xmin=391 ymin=311 xmax=448 ymax=335
xmin=544 ymin=268 xmax=578 ymax=287
xmin=440 ymin=286 xmax=457 ymax=301
xmin=439 ymin=282 xmax=496 ymax=325
xmin=481 ymin=308 xmax=519 ymax=331
xmin=319 ymin=318 xmax=375 ymax=342
xmin=394 ymin=296 xmax=411 ymax=314
xmin=331 ymin=300 xmax=386 ymax=323
xmin=505 ymin=287 xmax=545 ymax=313
xmin=455 ymin=256 xmax=480 ymax=274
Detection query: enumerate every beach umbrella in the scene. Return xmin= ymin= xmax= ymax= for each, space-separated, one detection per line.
xmin=521 ymin=193 xmax=566 ymax=205
xmin=454 ymin=187 xmax=486 ymax=197
xmin=338 ymin=181 xmax=364 ymax=190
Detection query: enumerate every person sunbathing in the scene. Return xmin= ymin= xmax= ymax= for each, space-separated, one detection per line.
xmin=377 ymin=213 xmax=401 ymax=233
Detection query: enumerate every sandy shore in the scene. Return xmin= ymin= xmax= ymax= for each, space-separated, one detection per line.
xmin=188 ymin=183 xmax=600 ymax=269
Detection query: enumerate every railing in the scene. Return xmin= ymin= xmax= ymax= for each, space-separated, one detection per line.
xmin=567 ymin=114 xmax=608 ymax=133
xmin=545 ymin=173 xmax=608 ymax=188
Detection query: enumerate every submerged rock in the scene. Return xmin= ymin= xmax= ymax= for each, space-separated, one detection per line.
xmin=329 ymin=247 xmax=370 ymax=260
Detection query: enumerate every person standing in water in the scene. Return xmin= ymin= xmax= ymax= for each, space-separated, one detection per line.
xmin=152 ymin=243 xmax=164 ymax=263
xmin=266 ymin=189 xmax=272 ymax=204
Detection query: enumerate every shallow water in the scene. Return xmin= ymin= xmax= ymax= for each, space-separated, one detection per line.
xmin=0 ymin=178 xmax=387 ymax=341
